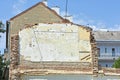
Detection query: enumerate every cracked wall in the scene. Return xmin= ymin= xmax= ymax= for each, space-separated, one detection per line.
xmin=19 ymin=23 xmax=92 ymax=62
xmin=9 ymin=23 xmax=99 ymax=80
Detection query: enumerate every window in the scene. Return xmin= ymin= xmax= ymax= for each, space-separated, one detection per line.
xmin=106 ymin=64 xmax=108 ymax=67
xmin=112 ymin=48 xmax=115 ymax=57
xmin=98 ymin=48 xmax=100 ymax=57
xmin=105 ymin=48 xmax=107 ymax=53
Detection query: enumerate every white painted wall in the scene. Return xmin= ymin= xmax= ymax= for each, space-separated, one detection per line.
xmin=98 ymin=43 xmax=120 ymax=56
xmin=0 ymin=32 xmax=6 ymax=54
xmin=19 ymin=23 xmax=91 ymax=62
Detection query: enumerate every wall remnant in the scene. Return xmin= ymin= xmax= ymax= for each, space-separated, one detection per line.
xmin=9 ymin=23 xmax=97 ymax=80
xmin=9 ymin=34 xmax=20 ymax=80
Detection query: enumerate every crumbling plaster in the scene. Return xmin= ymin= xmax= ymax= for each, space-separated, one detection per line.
xmin=9 ymin=23 xmax=99 ymax=80
xmin=19 ymin=23 xmax=92 ymax=62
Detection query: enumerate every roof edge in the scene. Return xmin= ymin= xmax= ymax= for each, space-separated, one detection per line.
xmin=9 ymin=2 xmax=70 ymax=23
xmin=10 ymin=2 xmax=43 ymax=20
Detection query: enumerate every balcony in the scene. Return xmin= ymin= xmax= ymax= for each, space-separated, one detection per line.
xmin=98 ymin=54 xmax=120 ymax=60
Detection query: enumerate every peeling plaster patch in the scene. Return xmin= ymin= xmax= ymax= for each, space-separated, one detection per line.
xmin=19 ymin=23 xmax=92 ymax=62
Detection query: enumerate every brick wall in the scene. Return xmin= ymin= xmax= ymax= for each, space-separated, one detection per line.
xmin=10 ymin=3 xmax=65 ymax=35
xmin=9 ymin=34 xmax=19 ymax=80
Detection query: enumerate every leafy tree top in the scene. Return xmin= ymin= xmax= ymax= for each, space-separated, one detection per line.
xmin=112 ymin=57 xmax=120 ymax=68
xmin=0 ymin=21 xmax=5 ymax=33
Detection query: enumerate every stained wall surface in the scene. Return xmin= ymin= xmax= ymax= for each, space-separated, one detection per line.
xmin=19 ymin=23 xmax=92 ymax=62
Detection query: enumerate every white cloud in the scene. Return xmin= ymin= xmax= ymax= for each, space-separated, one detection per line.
xmin=108 ymin=24 xmax=120 ymax=31
xmin=60 ymin=11 xmax=71 ymax=17
xmin=74 ymin=19 xmax=87 ymax=25
xmin=96 ymin=22 xmax=106 ymax=28
xmin=70 ymin=13 xmax=108 ymax=31
xmin=72 ymin=13 xmax=95 ymax=25
xmin=64 ymin=12 xmax=120 ymax=31
xmin=60 ymin=11 xmax=99 ymax=30
xmin=12 ymin=0 xmax=27 ymax=15
xmin=60 ymin=11 xmax=65 ymax=17
xmin=72 ymin=13 xmax=120 ymax=31
xmin=89 ymin=25 xmax=97 ymax=30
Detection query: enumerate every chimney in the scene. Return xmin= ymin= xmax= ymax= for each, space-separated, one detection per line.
xmin=64 ymin=15 xmax=73 ymax=22
xmin=51 ymin=6 xmax=60 ymax=15
xmin=42 ymin=0 xmax=47 ymax=6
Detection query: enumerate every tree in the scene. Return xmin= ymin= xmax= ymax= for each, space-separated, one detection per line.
xmin=112 ymin=57 xmax=120 ymax=68
xmin=0 ymin=55 xmax=5 ymax=79
xmin=0 ymin=21 xmax=5 ymax=33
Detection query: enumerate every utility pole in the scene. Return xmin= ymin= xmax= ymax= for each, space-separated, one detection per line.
xmin=65 ymin=0 xmax=68 ymax=17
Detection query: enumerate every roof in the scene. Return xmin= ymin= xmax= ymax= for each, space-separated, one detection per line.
xmin=9 ymin=1 xmax=92 ymax=34
xmin=93 ymin=31 xmax=120 ymax=41
xmin=10 ymin=2 xmax=69 ymax=23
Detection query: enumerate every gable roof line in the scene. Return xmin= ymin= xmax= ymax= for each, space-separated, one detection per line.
xmin=9 ymin=1 xmax=91 ymax=31
xmin=10 ymin=2 xmax=69 ymax=23
xmin=10 ymin=2 xmax=43 ymax=20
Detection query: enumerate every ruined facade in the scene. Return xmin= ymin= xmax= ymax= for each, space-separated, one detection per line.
xmin=7 ymin=2 xmax=98 ymax=79
xmin=6 ymin=2 xmax=69 ymax=52
xmin=7 ymin=1 xmax=120 ymax=80
xmin=19 ymin=23 xmax=92 ymax=62
xmin=6 ymin=2 xmax=68 ymax=79
xmin=9 ymin=23 xmax=98 ymax=79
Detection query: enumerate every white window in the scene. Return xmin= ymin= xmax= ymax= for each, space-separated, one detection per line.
xmin=105 ymin=48 xmax=107 ymax=53
xmin=98 ymin=48 xmax=100 ymax=57
xmin=112 ymin=48 xmax=115 ymax=57
xmin=106 ymin=64 xmax=108 ymax=67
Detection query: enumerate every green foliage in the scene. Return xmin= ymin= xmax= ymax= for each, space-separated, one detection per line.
xmin=0 ymin=21 xmax=5 ymax=33
xmin=0 ymin=54 xmax=9 ymax=80
xmin=112 ymin=57 xmax=120 ymax=68
xmin=0 ymin=29 xmax=5 ymax=33
xmin=0 ymin=55 xmax=5 ymax=79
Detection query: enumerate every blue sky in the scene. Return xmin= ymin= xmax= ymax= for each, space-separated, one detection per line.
xmin=1 ymin=0 xmax=120 ymax=30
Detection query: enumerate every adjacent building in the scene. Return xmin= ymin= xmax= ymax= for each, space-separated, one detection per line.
xmin=94 ymin=31 xmax=120 ymax=67
xmin=0 ymin=21 xmax=6 ymax=54
xmin=0 ymin=32 xmax=6 ymax=54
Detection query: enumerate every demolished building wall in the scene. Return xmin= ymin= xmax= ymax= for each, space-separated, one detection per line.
xmin=8 ymin=2 xmax=99 ymax=79
xmin=9 ymin=23 xmax=98 ymax=79
xmin=19 ymin=23 xmax=92 ymax=62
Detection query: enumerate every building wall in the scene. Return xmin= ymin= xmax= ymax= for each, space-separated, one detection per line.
xmin=97 ymin=42 xmax=120 ymax=67
xmin=0 ymin=32 xmax=6 ymax=54
xmin=10 ymin=3 xmax=65 ymax=35
xmin=98 ymin=42 xmax=120 ymax=56
xmin=99 ymin=60 xmax=114 ymax=67
xmin=19 ymin=23 xmax=92 ymax=62
xmin=8 ymin=2 xmax=98 ymax=79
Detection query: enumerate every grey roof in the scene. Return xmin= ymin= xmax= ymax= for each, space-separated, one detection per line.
xmin=93 ymin=31 xmax=120 ymax=41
